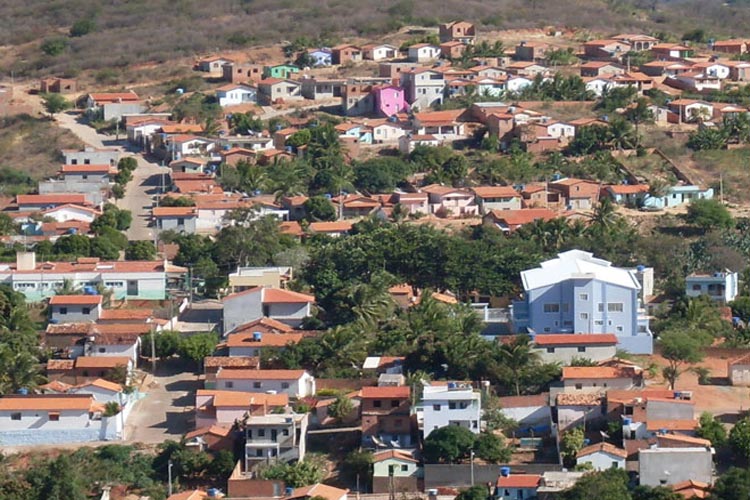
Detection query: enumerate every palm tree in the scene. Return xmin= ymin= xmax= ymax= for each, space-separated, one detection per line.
xmin=0 ymin=348 xmax=44 ymax=395
xmin=497 ymin=335 xmax=539 ymax=396
xmin=590 ymin=197 xmax=618 ymax=232
xmin=390 ymin=203 xmax=410 ymax=224
xmin=344 ymin=282 xmax=396 ymax=327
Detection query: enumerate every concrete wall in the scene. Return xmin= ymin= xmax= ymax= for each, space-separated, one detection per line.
xmin=638 ymin=448 xmax=712 ymax=486
xmin=157 ymin=216 xmax=197 ymax=234
xmin=500 ymin=406 xmax=551 ymax=427
xmin=646 ymin=400 xmax=694 ymax=421
xmin=223 ymin=291 xmax=263 ymax=334
xmin=421 ymin=391 xmax=481 ymax=438
xmin=536 ymin=344 xmax=616 ymax=365
xmin=50 ymin=304 xmax=100 ymax=323
xmin=266 ymin=303 xmax=310 ymax=327
xmin=576 ymin=452 xmax=625 ymax=471
xmin=219 ymin=374 xmax=315 ymax=398
xmin=424 ymin=464 xmax=561 ymax=489
xmin=64 ymin=150 xmax=119 ymax=165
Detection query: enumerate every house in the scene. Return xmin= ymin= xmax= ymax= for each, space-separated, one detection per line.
xmin=713 ymin=39 xmax=748 ymax=55
xmin=580 ymin=61 xmax=625 ymax=78
xmin=184 ymin=425 xmax=235 ymax=452
xmin=49 ymin=355 xmax=133 ymax=385
xmin=166 ymin=135 xmax=215 ymax=161
xmin=686 ymin=271 xmax=738 ymax=303
xmin=39 ymin=204 xmax=102 ymax=224
xmin=728 ymin=353 xmax=750 ymax=386
xmin=257 ymin=79 xmax=303 ymax=106
xmin=216 ymin=84 xmax=257 ymax=107
xmin=549 ymin=178 xmax=600 ymax=209
xmin=506 ymin=76 xmax=534 ymax=93
xmin=505 ymin=61 xmax=548 ymax=77
xmin=226 ymin=331 xmax=304 ymax=357
xmin=372 ymin=450 xmax=422 ymax=493
xmin=198 ymin=56 xmax=233 ymax=72
xmin=40 ymin=77 xmax=77 ymax=94
xmin=332 ymin=44 xmax=363 ymax=65
xmin=62 ymin=147 xmax=119 ymax=167
xmin=228 ymin=266 xmax=293 ymax=292
xmin=87 ymin=324 xmax=145 ymax=365
xmin=86 ymin=92 xmax=144 ymax=121
xmin=474 ymin=77 xmax=507 ymax=98
xmin=665 ymin=72 xmax=722 ymax=93
xmin=300 ymin=78 xmax=345 ymax=100
xmin=373 ymin=85 xmax=408 ymax=118
xmin=603 ymin=184 xmax=650 ymax=206
xmin=308 ymin=220 xmax=354 ymax=237
xmin=400 ymin=69 xmax=445 ymax=111
xmin=483 ymin=208 xmax=557 ymax=232
xmin=606 ymin=388 xmax=695 ymax=440
xmin=638 ymin=447 xmax=713 ymax=487
xmin=362 ymin=44 xmax=399 ymax=61
xmin=0 ymin=252 xmax=178 ymax=302
xmin=413 ymin=109 xmax=467 ymax=140
xmin=556 ymin=392 xmax=604 ymax=431
xmin=422 ymin=184 xmax=479 ymax=218
xmin=612 ymin=34 xmax=659 ymax=51
xmin=582 ymin=39 xmax=631 ymax=59
xmin=533 ymin=333 xmax=618 ymax=364
xmin=360 ymin=386 xmax=413 ymax=448
xmin=515 ymin=41 xmax=549 ymax=62
xmin=439 ymin=21 xmax=476 ymax=44
xmin=562 ymin=365 xmax=643 ymax=393
xmin=640 ymin=60 xmax=693 ymax=77
xmin=194 ymin=389 xmax=288 ymax=428
xmin=512 ymin=251 xmax=652 ymax=352
xmin=399 ymin=134 xmax=442 ymax=154
xmin=471 ymin=186 xmax=523 ymax=213
xmin=222 ymin=286 xmax=315 ymax=333
xmin=420 ymin=382 xmax=481 ymax=438
xmin=407 ymin=44 xmax=441 ymax=63
xmin=651 ymin=43 xmax=693 ymax=59
xmin=643 ymin=184 xmax=714 ymax=209
xmin=727 ymin=60 xmax=750 ymax=82
xmin=496 ymin=393 xmax=550 ymax=430
xmin=152 ymin=207 xmax=198 ymax=234
xmin=307 ymin=48 xmax=333 ymax=67
xmin=222 ymin=62 xmax=265 ymax=84
xmin=440 ymin=41 xmax=467 ymax=60
xmin=215 ymin=369 xmax=316 ymax=398
xmin=371 ymin=121 xmax=408 ymax=143
xmin=692 ymin=62 xmax=732 ymax=80
xmin=285 ymin=484 xmax=348 ymax=500
xmin=331 ymin=194 xmax=381 ymax=218
xmin=243 ymin=409 xmax=309 ymax=466
xmin=263 ymin=64 xmax=300 ymax=80
xmin=495 ymin=473 xmax=541 ymax=500
xmin=576 ymin=442 xmax=627 ymax=471
xmin=15 ymin=194 xmax=89 ymax=211
xmin=49 ymin=294 xmax=102 ymax=323
xmin=169 ymin=157 xmax=206 ymax=174
xmin=671 ymin=480 xmax=711 ymax=499
xmin=0 ymin=394 xmax=123 ymax=445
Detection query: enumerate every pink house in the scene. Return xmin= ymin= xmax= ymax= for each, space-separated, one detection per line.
xmin=373 ymin=85 xmax=408 ymax=118
xmin=195 ymin=389 xmax=289 ymax=428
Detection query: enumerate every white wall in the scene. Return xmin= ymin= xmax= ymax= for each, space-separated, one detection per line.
xmin=576 ymin=452 xmax=625 ymax=471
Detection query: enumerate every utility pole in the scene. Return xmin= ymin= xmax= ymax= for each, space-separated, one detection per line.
xmin=167 ymin=460 xmax=173 ymax=497
xmin=149 ymin=324 xmax=156 ymax=374
xmin=470 ymin=449 xmax=475 ymax=486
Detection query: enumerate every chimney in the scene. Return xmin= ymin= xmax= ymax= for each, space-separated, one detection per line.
xmin=16 ymin=251 xmax=36 ymax=271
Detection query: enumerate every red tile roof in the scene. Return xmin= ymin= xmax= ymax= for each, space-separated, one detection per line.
xmin=152 ymin=206 xmax=198 ymax=217
xmin=360 ymin=386 xmax=410 ymax=399
xmin=216 ymin=368 xmax=307 ymax=380
xmin=562 ymin=366 xmax=639 ymax=380
xmin=89 ymin=92 xmax=139 ymax=103
xmin=49 ymin=294 xmax=102 ymax=305
xmin=60 ymin=164 xmax=112 ymax=173
xmin=471 ymin=186 xmax=521 ymax=198
xmin=488 ymin=208 xmax=557 ymax=226
xmin=74 ymin=356 xmax=131 ymax=369
xmin=98 ymin=308 xmax=153 ymax=321
xmin=16 ymin=194 xmax=88 ymax=206
xmin=534 ymin=334 xmax=618 ymax=346
xmin=0 ymin=394 xmax=94 ymax=411
xmin=496 ymin=474 xmax=541 ymax=488
xmin=226 ymin=332 xmax=304 ymax=348
xmin=646 ymin=420 xmax=698 ymax=432
xmin=577 ymin=442 xmax=628 ymax=459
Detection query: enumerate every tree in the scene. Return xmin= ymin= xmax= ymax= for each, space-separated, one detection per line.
xmin=141 ymin=330 xmax=182 ymax=359
xmin=207 ymin=450 xmax=236 ymax=481
xmin=696 ymin=411 xmax=727 ymax=447
xmin=561 ymin=468 xmax=630 ymax=500
xmin=631 ymin=486 xmax=682 ymax=500
xmin=125 ymin=241 xmax=156 ymax=261
xmin=560 ymin=427 xmax=585 ymax=468
xmin=259 ymin=460 xmax=325 ymax=487
xmin=423 ymin=425 xmax=476 ymax=463
xmin=474 ymin=432 xmax=511 ymax=463
xmin=304 ymin=196 xmax=337 ymax=222
xmin=685 ymin=199 xmax=733 ymax=230
xmin=659 ymin=329 xmax=704 ymax=390
xmin=730 ymin=417 xmax=750 ymax=461
xmin=90 ymin=236 xmax=121 ymax=260
xmin=455 ymin=485 xmax=489 ymax=500
xmin=710 ymin=467 xmax=750 ymax=500
xmin=342 ymin=451 xmax=373 ymax=488
xmin=69 ymin=18 xmax=96 ymax=37
xmin=497 ymin=335 xmax=539 ymax=396
xmin=230 ymin=112 xmax=263 ymax=135
xmin=41 ymin=37 xmax=68 ymax=56
xmin=178 ymin=332 xmax=218 ymax=366
xmin=42 ymin=93 xmax=71 ymax=115
xmin=687 ymin=126 xmax=728 ymax=150
xmin=26 ymin=454 xmax=87 ymax=500
xmin=327 ymin=395 xmax=354 ymax=420
xmin=0 ymin=347 xmax=44 ymax=395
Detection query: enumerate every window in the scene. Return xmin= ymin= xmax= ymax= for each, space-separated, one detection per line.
xmin=225 ymin=381 xmax=234 ymax=389
xmin=547 ymin=347 xmax=555 ymax=353
xmin=59 ymin=307 xmax=67 ymax=315
xmin=82 ymin=174 xmax=88 ymax=180
xmin=561 ymin=303 xmax=570 ymax=313
xmin=579 ymin=293 xmax=588 ymax=300
xmin=580 ymin=313 xmax=589 ymax=320
xmin=82 ymin=307 xmax=90 ymax=315
xmin=594 ymin=320 xmax=604 ymax=326
xmin=612 ymin=461 xmax=619 ymax=469
xmin=692 ymin=284 xmax=702 ymax=291
xmin=373 ymin=400 xmax=382 ymax=408
xmin=391 ymin=400 xmax=400 ymax=408
xmin=48 ymin=412 xmax=60 ymax=421
xmin=449 ymin=402 xmax=457 ymax=410
xmin=258 ymin=429 xmax=265 ymax=437
xmin=598 ymin=303 xmax=604 ymax=312
xmin=543 ymin=328 xmax=551 ymax=332
xmin=256 ymin=449 xmax=264 ymax=457
xmin=11 ymin=412 xmax=21 ymax=420
xmin=281 ymin=382 xmax=290 ymax=389
xmin=616 ymin=326 xmax=624 ymax=332
xmin=433 ymin=404 xmax=441 ymax=411
xmin=577 ymin=347 xmax=586 ymax=353
xmin=98 ymin=348 xmax=106 ymax=353
xmin=608 ymin=303 xmax=624 ymax=313
xmin=472 ymin=420 xmax=478 ymax=428
xmin=575 ymin=383 xmax=583 ymax=390
xmin=543 ymin=303 xmax=560 ymax=313
xmin=401 ymin=465 xmax=409 ymax=472
xmin=253 ymin=382 xmax=261 ymax=389
xmin=282 ymin=429 xmax=289 ymax=436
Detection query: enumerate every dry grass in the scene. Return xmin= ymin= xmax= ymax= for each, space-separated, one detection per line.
xmin=3 ymin=0 xmax=750 ymax=76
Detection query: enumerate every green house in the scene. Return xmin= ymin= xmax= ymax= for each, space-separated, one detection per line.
xmin=263 ymin=64 xmax=301 ymax=79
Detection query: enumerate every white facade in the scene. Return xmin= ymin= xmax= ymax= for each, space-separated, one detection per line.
xmin=686 ymin=271 xmax=738 ymax=303
xmin=42 ymin=205 xmax=100 ymax=223
xmin=576 ymin=449 xmax=626 ymax=471
xmin=217 ymin=85 xmax=257 ymax=107
xmin=407 ymin=45 xmax=441 ymax=63
xmin=420 ymin=383 xmax=481 ymax=438
xmin=216 ymin=369 xmax=316 ymax=398
xmin=372 ymin=123 xmax=407 ymax=143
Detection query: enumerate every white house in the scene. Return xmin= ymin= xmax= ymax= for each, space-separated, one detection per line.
xmin=41 ymin=204 xmax=102 ymax=224
xmin=497 ymin=393 xmax=551 ymax=429
xmin=372 ymin=450 xmax=422 ymax=493
xmin=407 ymin=44 xmax=441 ymax=63
xmin=533 ymin=334 xmax=618 ymax=365
xmin=222 ymin=286 xmax=315 ymax=334
xmin=372 ymin=122 xmax=408 ymax=144
xmin=576 ymin=442 xmax=627 ymax=471
xmin=363 ymin=44 xmax=399 ymax=61
xmin=505 ymin=76 xmax=534 ymax=94
xmin=399 ymin=134 xmax=442 ymax=154
xmin=195 ymin=389 xmax=289 ymax=428
xmin=419 ymin=382 xmax=481 ymax=438
xmin=215 ymin=369 xmax=316 ymax=398
xmin=49 ymin=294 xmax=102 ymax=323
xmin=70 ymin=378 xmax=127 ymax=404
xmin=495 ymin=473 xmax=541 ymax=500
xmin=561 ymin=365 xmax=643 ymax=393
xmin=0 ymin=394 xmax=122 ymax=445
xmin=729 ymin=353 xmax=750 ymax=386
xmin=216 ymin=84 xmax=257 ymax=107
xmin=685 ymin=271 xmax=738 ymax=303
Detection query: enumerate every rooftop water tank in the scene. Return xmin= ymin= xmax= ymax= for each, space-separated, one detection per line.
xmin=499 ymin=466 xmax=511 ymax=477
xmin=252 ymin=332 xmax=262 ymax=341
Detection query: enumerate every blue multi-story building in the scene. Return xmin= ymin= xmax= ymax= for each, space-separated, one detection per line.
xmin=512 ymin=250 xmax=653 ymax=354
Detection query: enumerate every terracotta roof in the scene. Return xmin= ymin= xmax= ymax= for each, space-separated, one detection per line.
xmin=7 ymin=259 xmax=166 ymax=275
xmin=360 ymin=386 xmax=410 ymax=399
xmin=60 ymin=164 xmax=112 ymax=173
xmin=471 ymin=186 xmax=521 ymax=198
xmin=556 ymin=393 xmax=602 ymax=406
xmin=40 ymin=380 xmax=74 ymax=392
xmin=41 ymin=203 xmax=101 ymax=215
xmin=88 ymin=92 xmax=139 ymax=103
xmin=534 ymin=334 xmax=618 ymax=346
xmin=45 ymin=323 xmax=93 ymax=336
xmin=672 ymin=480 xmax=710 ymax=499
xmin=74 ymin=356 xmax=131 ymax=369
xmin=0 ymin=394 xmax=93 ymax=411
xmin=431 ymin=292 xmax=458 ymax=304
xmin=280 ymin=221 xmax=304 ymax=236
xmin=496 ymin=474 xmax=541 ymax=488
xmin=606 ymin=184 xmax=649 ymax=195
xmin=216 ymin=368 xmax=307 ymax=380
xmin=16 ymin=194 xmax=87 ymax=206
xmin=646 ymin=420 xmax=698 ymax=431
xmin=167 ymin=490 xmax=208 ymax=500
xmin=309 ymin=221 xmax=354 ymax=233
xmin=232 ymin=317 xmax=294 ymax=334
xmin=562 ymin=366 xmax=639 ymax=380
xmin=497 ymin=393 xmax=548 ymax=408
xmin=99 ymin=308 xmax=153 ymax=321
xmin=204 ymin=356 xmax=260 ymax=369
xmin=577 ymin=442 xmax=628 ymax=459
xmin=657 ymin=434 xmax=711 ymax=447
xmin=160 ymin=124 xmax=204 ymax=134
xmin=152 ymin=206 xmax=198 ymax=217
xmin=47 ymin=359 xmax=75 ymax=370
xmin=286 ymin=484 xmax=349 ymax=500
xmin=372 ymin=449 xmax=418 ymax=463
xmin=184 ymin=425 xmax=233 ymax=441
xmin=95 ymin=323 xmax=151 ymax=335
xmin=226 ymin=332 xmax=304 ymax=348
xmin=49 ymin=294 xmax=102 ymax=305
xmin=79 ymin=378 xmax=124 ymax=393
xmin=488 ymin=208 xmax=557 ymax=226
xmin=421 ymin=184 xmax=468 ymax=196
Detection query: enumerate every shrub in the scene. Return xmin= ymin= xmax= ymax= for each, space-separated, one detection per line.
xmin=41 ymin=38 xmax=68 ymax=56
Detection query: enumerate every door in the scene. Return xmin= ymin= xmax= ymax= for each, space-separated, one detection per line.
xmin=127 ymin=280 xmax=139 ymax=296
xmin=271 ymin=429 xmax=278 ymax=442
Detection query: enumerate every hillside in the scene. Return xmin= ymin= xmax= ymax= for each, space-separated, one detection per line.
xmin=3 ymin=0 xmax=750 ymax=76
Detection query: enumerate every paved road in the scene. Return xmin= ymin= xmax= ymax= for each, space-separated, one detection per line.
xmin=125 ymin=362 xmax=201 ymax=444
xmin=54 ymin=112 xmax=170 ymax=241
